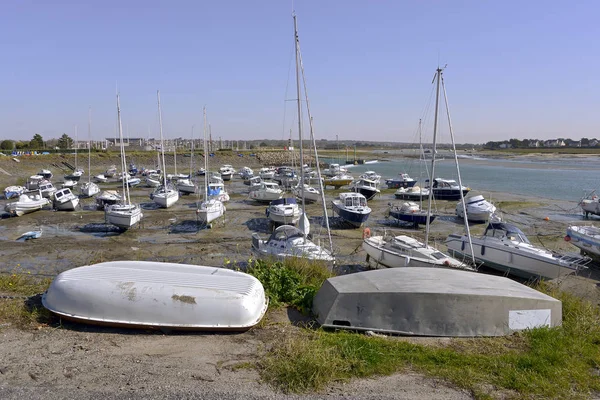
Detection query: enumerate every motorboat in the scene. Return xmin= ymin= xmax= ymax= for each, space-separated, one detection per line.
xmin=4 ymin=185 xmax=26 ymax=200
xmin=332 ymin=192 xmax=371 ymax=228
xmin=196 ymin=167 xmax=206 ymax=176
xmin=456 ymin=194 xmax=497 ymax=222
xmin=219 ymin=165 xmax=235 ymax=181
xmin=312 ymin=268 xmax=562 ymax=337
xmin=238 ymin=166 xmax=254 ymax=179
xmin=166 ymin=173 xmax=189 ymax=182
xmin=105 ymin=92 xmax=144 ymax=230
xmin=259 ymin=167 xmax=276 ymax=180
xmin=359 ymin=171 xmax=381 ymax=184
xmin=80 ymin=181 xmax=100 ymax=198
xmin=53 ymin=188 xmax=80 ymax=211
xmin=62 ymin=179 xmax=77 ymax=189
xmin=252 ymin=225 xmax=334 ymax=262
xmin=363 ymin=231 xmax=469 ymax=270
xmin=323 ymin=163 xmax=347 ymax=177
xmin=565 ymin=226 xmax=600 ymax=262
xmin=38 ymin=169 xmax=53 ymax=179
xmin=323 ymin=173 xmax=354 ymax=188
xmin=579 ymin=193 xmax=600 ymax=218
xmin=385 ymin=173 xmax=416 ymax=189
xmin=94 ymin=174 xmax=108 ymax=183
xmin=427 ymin=178 xmax=470 ymax=201
xmin=249 ymin=182 xmax=284 ymax=203
xmin=104 ymin=165 xmax=117 ymax=178
xmin=26 ymin=175 xmax=45 ymax=190
xmin=176 ymin=178 xmax=197 ymax=194
xmin=65 ymin=168 xmax=84 ymax=182
xmin=245 ymin=175 xmax=262 ymax=187
xmin=146 ymin=173 xmax=162 ymax=188
xmin=292 ymin=183 xmax=320 ymax=203
xmin=266 ymin=197 xmax=301 ymax=226
xmin=350 ymin=177 xmax=380 ymax=200
xmin=4 ymin=192 xmax=50 ymax=217
xmin=42 ymin=261 xmax=268 ymax=331
xmin=273 ymin=166 xmax=298 ymax=188
xmin=394 ymin=185 xmax=429 ymax=201
xmin=96 ymin=190 xmax=121 ymax=209
xmin=106 ymin=203 xmax=143 ymax=229
xmin=39 ymin=181 xmax=57 ymax=199
xmin=445 ymin=222 xmax=590 ymax=280
xmin=128 ymin=162 xmax=138 ymax=176
xmin=388 ymin=201 xmax=435 ymax=228
xmin=126 ymin=176 xmax=142 ymax=187
xmin=152 ymin=184 xmax=179 ymax=208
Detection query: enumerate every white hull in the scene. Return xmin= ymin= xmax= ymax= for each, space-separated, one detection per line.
xmin=5 ymin=195 xmax=50 ymax=217
xmin=153 ymin=190 xmax=179 ymax=208
xmin=54 ymin=188 xmax=80 ymax=211
xmin=94 ymin=174 xmax=108 ymax=183
xmin=566 ymin=226 xmax=600 ymax=260
xmin=42 ymin=261 xmax=268 ymax=331
xmin=268 ymin=211 xmax=301 ymax=225
xmin=292 ymin=185 xmax=320 ymax=203
xmin=249 ymin=190 xmax=283 ymax=203
xmin=197 ymin=199 xmax=225 ymax=224
xmin=80 ymin=182 xmax=100 ymax=197
xmin=176 ymin=179 xmax=197 ymax=194
xmin=106 ymin=204 xmax=143 ymax=229
xmin=251 ymin=226 xmax=334 ymax=262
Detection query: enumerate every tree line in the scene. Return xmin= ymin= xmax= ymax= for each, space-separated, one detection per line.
xmin=0 ymin=133 xmax=74 ymax=151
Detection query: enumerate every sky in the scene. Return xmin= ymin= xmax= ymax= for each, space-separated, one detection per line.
xmin=0 ymin=1 xmax=598 ymax=144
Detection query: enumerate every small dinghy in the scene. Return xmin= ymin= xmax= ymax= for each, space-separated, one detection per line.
xmin=42 ymin=261 xmax=268 ymax=331
xmin=313 ymin=268 xmax=562 ymax=337
xmin=17 ymin=230 xmax=42 ymax=241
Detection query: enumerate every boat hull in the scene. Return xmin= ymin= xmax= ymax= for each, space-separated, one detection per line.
xmin=197 ymin=200 xmax=225 ymax=224
xmin=385 ymin=180 xmax=416 ymax=189
xmin=105 ymin=205 xmax=143 ymax=229
xmin=42 ymin=261 xmax=268 ymax=331
xmin=80 ymin=182 xmax=100 ymax=198
xmin=389 ymin=210 xmax=435 ymax=226
xmin=153 ymin=191 xmax=179 ymax=208
xmin=353 ymin=187 xmax=379 ymax=201
xmin=54 ymin=198 xmax=79 ymax=211
xmin=332 ymin=201 xmax=370 ymax=228
xmin=433 ymin=189 xmax=470 ymax=201
xmin=566 ymin=226 xmax=600 ymax=261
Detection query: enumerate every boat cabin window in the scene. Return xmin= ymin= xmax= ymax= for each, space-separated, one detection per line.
xmin=345 ymin=197 xmax=353 ymax=207
xmin=431 ymin=252 xmax=446 ymax=260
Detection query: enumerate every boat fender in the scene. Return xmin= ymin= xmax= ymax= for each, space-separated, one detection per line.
xmin=564 ymin=235 xmax=571 ymax=242
xmin=362 ymin=228 xmax=371 ymax=239
xmin=265 ymin=209 xmax=270 ymax=217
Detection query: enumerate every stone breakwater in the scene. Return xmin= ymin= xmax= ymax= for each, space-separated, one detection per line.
xmin=255 ymin=151 xmax=325 ymax=167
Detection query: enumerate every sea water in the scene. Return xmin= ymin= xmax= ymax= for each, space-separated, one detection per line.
xmin=327 ymin=154 xmax=600 ymax=202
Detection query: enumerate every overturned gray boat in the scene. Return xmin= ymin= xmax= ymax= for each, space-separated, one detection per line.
xmin=313 ymin=268 xmax=561 ymax=337
xmin=42 ymin=261 xmax=268 ymax=331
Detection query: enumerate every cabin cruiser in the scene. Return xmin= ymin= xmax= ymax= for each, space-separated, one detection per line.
xmin=245 ymin=175 xmax=262 ymax=187
xmin=385 ymin=173 xmax=416 ymax=189
xmin=53 ymin=188 xmax=79 ymax=211
xmin=94 ymin=174 xmax=109 ymax=183
xmin=96 ymin=190 xmax=121 ymax=209
xmin=566 ymin=226 xmax=600 ymax=262
xmin=26 ymin=175 xmax=45 ymax=191
xmin=359 ymin=171 xmax=381 ymax=184
xmin=126 ymin=176 xmax=142 ymax=187
xmin=427 ymin=178 xmax=470 ymax=201
xmin=259 ymin=167 xmax=275 ymax=180
xmin=238 ymin=167 xmax=254 ymax=180
xmin=38 ymin=169 xmax=53 ymax=179
xmin=445 ymin=222 xmax=589 ymax=280
xmin=394 ymin=185 xmax=429 ymax=201
xmin=323 ymin=163 xmax=348 ymax=177
xmin=323 ymin=173 xmax=354 ymax=189
xmin=64 ymin=168 xmax=84 ymax=182
xmin=39 ymin=181 xmax=57 ymax=199
xmin=456 ymin=195 xmax=497 ymax=222
xmin=80 ymin=181 xmax=100 ymax=198
xmin=579 ymin=193 xmax=600 ymax=218
xmin=252 ymin=225 xmax=334 ymax=262
xmin=4 ymin=192 xmax=50 ymax=217
xmin=4 ymin=185 xmax=26 ymax=200
xmin=266 ymin=198 xmax=301 ymax=226
xmin=196 ymin=168 xmax=206 ymax=176
xmin=350 ymin=178 xmax=380 ymax=200
xmin=363 ymin=231 xmax=470 ymax=270
xmin=332 ymin=192 xmax=371 ymax=228
xmin=273 ymin=166 xmax=298 ymax=188
xmin=249 ymin=182 xmax=284 ymax=203
xmin=145 ymin=173 xmax=162 ymax=188
xmin=152 ymin=184 xmax=179 ymax=208
xmin=388 ymin=201 xmax=435 ymax=228
xmin=292 ymin=183 xmax=320 ymax=203
xmin=219 ymin=165 xmax=235 ymax=181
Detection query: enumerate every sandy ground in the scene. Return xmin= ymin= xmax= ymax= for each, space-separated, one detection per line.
xmin=1 ymin=152 xmax=600 ymax=399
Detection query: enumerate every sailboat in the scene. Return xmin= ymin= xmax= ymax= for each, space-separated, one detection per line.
xmin=64 ymin=125 xmax=84 ymax=182
xmin=176 ymin=127 xmax=198 ymax=195
xmin=152 ymin=91 xmax=180 ymax=208
xmin=363 ymin=67 xmax=473 ymax=270
xmin=80 ymin=108 xmax=100 ymax=197
xmin=251 ymin=12 xmax=334 ymax=263
xmin=105 ymin=93 xmax=143 ymax=230
xmin=197 ymin=107 xmax=225 ymax=226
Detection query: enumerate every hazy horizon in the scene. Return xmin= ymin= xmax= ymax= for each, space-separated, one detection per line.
xmin=1 ymin=1 xmax=597 ymax=144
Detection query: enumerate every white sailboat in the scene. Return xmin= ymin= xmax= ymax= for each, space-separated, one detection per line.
xmin=152 ymin=91 xmax=179 ymax=208
xmin=176 ymin=126 xmax=198 ymax=195
xmin=197 ymin=107 xmax=225 ymax=226
xmin=252 ymin=12 xmax=334 ymax=263
xmin=105 ymin=93 xmax=143 ymax=230
xmin=80 ymin=108 xmax=100 ymax=197
xmin=363 ymin=67 xmax=473 ymax=270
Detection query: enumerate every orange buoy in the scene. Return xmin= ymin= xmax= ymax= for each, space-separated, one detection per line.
xmin=544 ymin=216 xmax=550 ymax=221
xmin=362 ymin=227 xmax=371 ymax=239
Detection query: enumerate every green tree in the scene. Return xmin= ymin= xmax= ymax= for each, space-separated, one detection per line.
xmin=0 ymin=140 xmax=15 ymax=150
xmin=30 ymin=133 xmax=44 ymax=149
xmin=57 ymin=133 xmax=74 ymax=149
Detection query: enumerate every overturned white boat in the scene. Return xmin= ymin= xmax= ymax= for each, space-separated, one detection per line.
xmin=42 ymin=261 xmax=268 ymax=331
xmin=313 ymin=268 xmax=562 ymax=337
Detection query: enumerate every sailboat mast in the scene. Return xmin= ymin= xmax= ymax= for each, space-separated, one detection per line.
xmin=157 ymin=90 xmax=168 ymax=188
xmin=418 ymin=119 xmax=423 ymax=209
xmin=189 ymin=125 xmax=194 ymax=179
xmin=203 ymin=107 xmax=208 ymax=200
xmin=88 ymin=107 xmax=92 ymax=182
xmin=293 ymin=13 xmax=307 ymax=232
xmin=441 ymin=75 xmax=476 ymax=265
xmin=116 ymin=93 xmax=130 ymax=205
xmin=424 ymin=68 xmax=442 ymax=246
xmin=74 ymin=125 xmax=78 ymax=170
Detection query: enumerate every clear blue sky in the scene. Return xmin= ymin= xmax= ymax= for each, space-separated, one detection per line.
xmin=0 ymin=1 xmax=597 ymax=144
